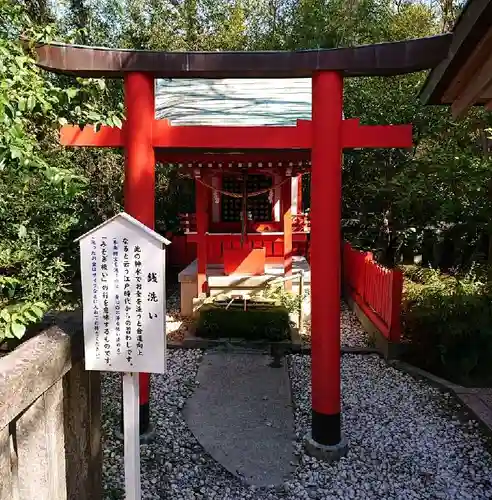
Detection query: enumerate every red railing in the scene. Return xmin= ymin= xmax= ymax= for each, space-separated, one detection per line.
xmin=177 ymin=212 xmax=310 ymax=233
xmin=343 ymin=242 xmax=403 ymax=343
xmin=166 ymin=232 xmax=309 ymax=268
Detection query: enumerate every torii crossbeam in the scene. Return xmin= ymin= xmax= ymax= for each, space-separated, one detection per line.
xmin=60 ymin=118 xmax=411 ymax=150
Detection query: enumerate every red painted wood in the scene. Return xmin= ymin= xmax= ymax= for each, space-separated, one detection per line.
xmin=297 ymin=175 xmax=303 ymax=213
xmin=60 ymin=124 xmax=123 ymax=146
xmin=123 ymin=72 xmax=155 ymax=409
xmin=180 ymin=212 xmax=310 ymax=234
xmin=166 ymin=233 xmax=197 ymax=267
xmin=342 ymin=119 xmax=412 ymax=149
xmin=210 ymin=221 xmax=282 ymax=233
xmin=196 ymin=177 xmax=208 ymax=294
xmin=311 ymin=71 xmax=343 ymax=417
xmin=223 ymin=247 xmax=266 ymax=275
xmin=282 ymin=176 xmax=293 ymax=290
xmin=60 ymin=119 xmax=412 ymax=150
xmin=342 ymin=242 xmax=403 ymax=342
xmin=152 ymin=119 xmax=311 ymax=149
xmin=166 ymin=232 xmax=310 ymax=268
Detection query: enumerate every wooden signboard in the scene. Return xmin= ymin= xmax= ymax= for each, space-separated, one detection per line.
xmin=76 ymin=212 xmax=170 ymax=500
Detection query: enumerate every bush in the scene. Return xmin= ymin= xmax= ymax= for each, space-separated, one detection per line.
xmin=196 ymin=300 xmax=291 ymax=341
xmin=401 ymin=266 xmax=492 ymax=386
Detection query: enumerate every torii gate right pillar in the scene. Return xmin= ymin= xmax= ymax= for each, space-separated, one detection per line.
xmin=305 ymin=71 xmax=348 ymax=460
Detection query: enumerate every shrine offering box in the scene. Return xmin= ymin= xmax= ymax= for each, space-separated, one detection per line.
xmin=223 ymin=247 xmax=266 ymax=275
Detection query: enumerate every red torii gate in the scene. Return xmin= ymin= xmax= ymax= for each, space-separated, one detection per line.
xmin=34 ymin=36 xmax=450 ymax=458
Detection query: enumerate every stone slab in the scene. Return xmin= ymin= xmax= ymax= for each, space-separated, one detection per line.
xmin=178 ymin=259 xmax=197 ymax=284
xmin=183 ymin=351 xmax=296 ymax=486
xmin=457 ymin=394 xmax=492 ymax=430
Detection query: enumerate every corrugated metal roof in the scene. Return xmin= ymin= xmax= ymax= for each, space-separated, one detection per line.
xmin=155 ymin=78 xmax=312 ymax=126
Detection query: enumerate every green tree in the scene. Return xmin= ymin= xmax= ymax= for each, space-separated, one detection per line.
xmin=0 ymin=0 xmax=123 ymax=342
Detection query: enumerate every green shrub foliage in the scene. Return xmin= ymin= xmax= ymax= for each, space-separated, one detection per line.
xmin=196 ymin=302 xmax=291 ymax=342
xmin=401 ymin=266 xmax=492 ymax=386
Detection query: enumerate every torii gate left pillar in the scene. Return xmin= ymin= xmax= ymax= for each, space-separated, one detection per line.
xmin=123 ymin=72 xmax=155 ymax=437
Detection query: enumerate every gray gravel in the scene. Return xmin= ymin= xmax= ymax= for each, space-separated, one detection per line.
xmin=102 ymin=349 xmax=492 ymax=499
xmin=340 ymin=302 xmax=369 ymax=347
xmin=300 ymin=302 xmax=370 ymax=348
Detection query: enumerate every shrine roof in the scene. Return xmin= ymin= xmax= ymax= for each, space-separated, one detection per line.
xmin=420 ymin=0 xmax=492 ymax=116
xmin=155 ymin=78 xmax=312 ymax=126
xmin=33 ymin=36 xmax=451 ymax=79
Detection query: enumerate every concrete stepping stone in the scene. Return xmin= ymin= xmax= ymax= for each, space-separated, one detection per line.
xmin=182 ymin=350 xmax=296 ymax=486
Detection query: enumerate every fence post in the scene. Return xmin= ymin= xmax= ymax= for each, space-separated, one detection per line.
xmin=362 ymin=251 xmax=373 ymax=305
xmin=389 ymin=269 xmax=404 ymax=343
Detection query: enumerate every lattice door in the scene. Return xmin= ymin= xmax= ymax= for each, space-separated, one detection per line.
xmin=221 ymin=174 xmax=273 ymax=222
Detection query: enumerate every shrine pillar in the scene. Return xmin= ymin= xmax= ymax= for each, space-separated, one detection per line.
xmin=281 ymin=175 xmax=293 ymax=289
xmin=195 ymin=174 xmax=208 ymax=295
xmin=123 ymin=72 xmax=155 ymax=438
xmin=305 ymin=71 xmax=347 ymax=460
xmin=297 ymin=175 xmax=303 ymax=214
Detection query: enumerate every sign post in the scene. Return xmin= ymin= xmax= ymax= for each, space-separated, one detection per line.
xmin=123 ymin=372 xmax=141 ymax=500
xmin=76 ymin=212 xmax=170 ymax=499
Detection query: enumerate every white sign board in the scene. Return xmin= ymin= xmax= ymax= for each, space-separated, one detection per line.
xmin=77 ymin=212 xmax=169 ymax=374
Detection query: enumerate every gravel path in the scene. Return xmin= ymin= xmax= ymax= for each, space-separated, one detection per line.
xmin=300 ymin=302 xmax=370 ymax=348
xmin=102 ymin=349 xmax=492 ymax=499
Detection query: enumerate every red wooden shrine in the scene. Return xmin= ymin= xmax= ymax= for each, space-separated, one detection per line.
xmin=61 ymin=112 xmax=411 ymax=291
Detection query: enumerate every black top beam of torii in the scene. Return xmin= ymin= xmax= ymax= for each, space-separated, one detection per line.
xmin=32 ymin=35 xmax=452 ymax=79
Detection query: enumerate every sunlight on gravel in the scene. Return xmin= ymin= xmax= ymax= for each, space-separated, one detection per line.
xmin=102 ymin=350 xmax=492 ymax=500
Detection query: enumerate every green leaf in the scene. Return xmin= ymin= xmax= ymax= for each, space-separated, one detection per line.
xmin=66 ymin=88 xmax=78 ymax=100
xmin=27 ymin=95 xmax=36 ymax=111
xmin=23 ymin=310 xmax=38 ymax=322
xmin=10 ymin=146 xmax=22 ymax=159
xmin=31 ymin=304 xmax=45 ymax=318
xmin=10 ymin=322 xmax=26 ymax=339
xmin=87 ymin=111 xmax=101 ymax=121
xmin=18 ymin=224 xmax=27 ymax=238
xmin=112 ymin=115 xmax=123 ymax=128
xmin=0 ymin=308 xmax=10 ymax=322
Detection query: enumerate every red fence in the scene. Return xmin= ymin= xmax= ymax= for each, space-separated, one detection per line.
xmin=342 ymin=242 xmax=403 ymax=343
xmin=177 ymin=212 xmax=310 ymax=233
xmin=166 ymin=233 xmax=309 ymax=268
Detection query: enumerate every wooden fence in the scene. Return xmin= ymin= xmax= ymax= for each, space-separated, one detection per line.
xmin=166 ymin=212 xmax=310 ymax=268
xmin=177 ymin=212 xmax=310 ymax=234
xmin=0 ymin=313 xmax=101 ymax=500
xmin=342 ymin=242 xmax=403 ymax=343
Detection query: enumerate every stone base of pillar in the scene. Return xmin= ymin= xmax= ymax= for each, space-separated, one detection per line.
xmin=303 ymin=433 xmax=348 ymax=462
